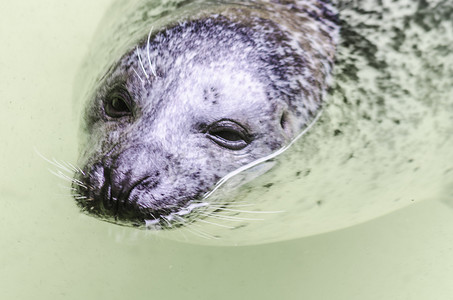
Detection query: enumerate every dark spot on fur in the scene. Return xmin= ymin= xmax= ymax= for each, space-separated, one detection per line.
xmin=334 ymin=129 xmax=342 ymax=136
xmin=190 ymin=172 xmax=201 ymax=179
xmin=203 ymin=87 xmax=220 ymax=105
xmin=263 ymin=183 xmax=274 ymax=188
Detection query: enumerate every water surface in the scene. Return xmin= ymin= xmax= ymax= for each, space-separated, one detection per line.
xmin=1 ymin=1 xmax=453 ymax=299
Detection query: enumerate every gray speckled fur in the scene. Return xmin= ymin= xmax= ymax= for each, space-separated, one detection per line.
xmin=74 ymin=0 xmax=339 ymax=227
xmin=73 ymin=0 xmax=453 ymax=242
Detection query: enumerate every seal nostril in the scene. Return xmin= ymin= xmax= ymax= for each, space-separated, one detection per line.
xmin=99 ymin=166 xmax=123 ymax=217
xmin=100 ymin=179 xmax=116 ymax=213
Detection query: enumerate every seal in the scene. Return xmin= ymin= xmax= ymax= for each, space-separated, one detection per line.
xmin=73 ymin=0 xmax=338 ymax=226
xmin=72 ymin=0 xmax=453 ymax=245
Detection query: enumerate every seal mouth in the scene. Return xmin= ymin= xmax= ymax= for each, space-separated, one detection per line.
xmin=72 ymin=168 xmax=211 ymax=230
xmin=142 ymin=201 xmax=210 ymax=230
xmin=75 ymin=195 xmax=210 ymax=230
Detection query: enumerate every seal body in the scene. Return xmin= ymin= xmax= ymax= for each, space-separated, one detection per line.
xmin=73 ymin=0 xmax=453 ymax=245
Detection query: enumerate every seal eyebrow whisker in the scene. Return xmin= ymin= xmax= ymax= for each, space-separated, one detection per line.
xmin=146 ymin=26 xmax=157 ymax=77
xmin=132 ymin=67 xmax=145 ymax=83
xmin=135 ymin=46 xmax=151 ymax=83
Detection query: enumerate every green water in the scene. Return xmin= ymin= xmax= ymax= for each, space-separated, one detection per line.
xmin=2 ymin=1 xmax=453 ymax=299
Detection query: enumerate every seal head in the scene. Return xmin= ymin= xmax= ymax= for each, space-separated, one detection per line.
xmin=73 ymin=1 xmax=338 ymax=229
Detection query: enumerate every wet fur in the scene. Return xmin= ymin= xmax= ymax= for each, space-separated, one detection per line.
xmin=74 ymin=0 xmax=339 ymax=228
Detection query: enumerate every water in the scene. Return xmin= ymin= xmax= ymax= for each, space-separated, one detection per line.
xmin=1 ymin=0 xmax=453 ymax=299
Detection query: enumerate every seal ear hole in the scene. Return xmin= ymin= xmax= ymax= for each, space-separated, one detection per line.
xmin=280 ymin=111 xmax=289 ymax=131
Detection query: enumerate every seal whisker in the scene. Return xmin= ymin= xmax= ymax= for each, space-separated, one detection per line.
xmin=183 ymin=227 xmax=213 ymax=240
xmin=208 ymin=203 xmax=255 ymax=208
xmin=172 ymin=214 xmax=187 ymax=224
xmin=65 ymin=161 xmax=85 ymax=176
xmin=214 ymin=208 xmax=286 ymax=214
xmin=50 ymin=169 xmax=89 ymax=189
xmin=192 ymin=200 xmax=252 ymax=206
xmin=49 ymin=169 xmax=75 ymax=182
xmin=163 ymin=215 xmax=186 ymax=228
xmin=171 ymin=216 xmax=189 ymax=241
xmin=59 ymin=160 xmax=79 ymax=173
xmin=52 ymin=192 xmax=77 ymax=197
xmin=52 ymin=158 xmax=74 ymax=174
xmin=184 ymin=223 xmax=218 ymax=240
xmin=35 ymin=148 xmax=75 ymax=174
xmin=196 ymin=218 xmax=235 ymax=229
xmin=146 ymin=26 xmax=157 ymax=77
xmin=77 ymin=195 xmax=94 ymax=202
xmin=170 ymin=216 xmax=193 ymax=240
xmin=161 ymin=216 xmax=173 ymax=228
xmin=57 ymin=184 xmax=78 ymax=191
xmin=132 ymin=68 xmax=145 ymax=83
xmin=135 ymin=46 xmax=150 ymax=83
xmin=198 ymin=212 xmax=264 ymax=222
xmin=202 ymin=111 xmax=324 ymax=201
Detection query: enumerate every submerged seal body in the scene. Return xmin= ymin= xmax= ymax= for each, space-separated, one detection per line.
xmin=73 ymin=0 xmax=453 ymax=245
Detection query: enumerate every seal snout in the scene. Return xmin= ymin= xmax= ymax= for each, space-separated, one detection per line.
xmin=99 ymin=164 xmax=163 ymax=223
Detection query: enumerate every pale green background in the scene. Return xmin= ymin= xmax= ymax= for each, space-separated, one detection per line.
xmin=1 ymin=1 xmax=453 ymax=299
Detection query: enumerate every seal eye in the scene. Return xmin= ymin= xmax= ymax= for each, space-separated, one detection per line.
xmin=104 ymin=86 xmax=133 ymax=118
xmin=207 ymin=120 xmax=251 ymax=150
